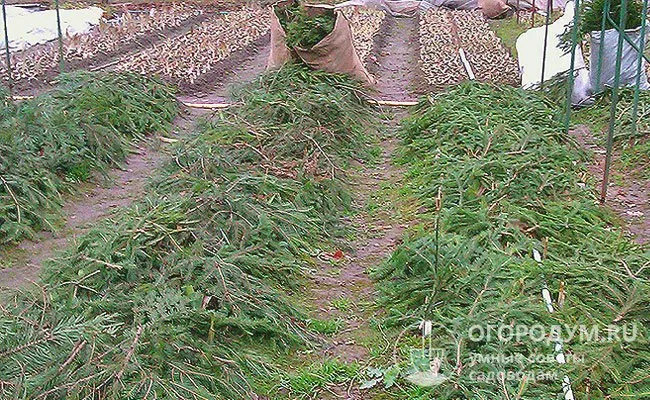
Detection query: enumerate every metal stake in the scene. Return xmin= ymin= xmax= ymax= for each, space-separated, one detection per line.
xmin=516 ymin=0 xmax=520 ymax=24
xmin=601 ymin=0 xmax=629 ymax=204
xmin=1 ymin=0 xmax=12 ymax=98
xmin=631 ymin=0 xmax=648 ymax=135
xmin=55 ymin=0 xmax=64 ymax=73
xmin=605 ymin=16 xmax=650 ymax=63
xmin=532 ymin=0 xmax=536 ymax=27
xmin=564 ymin=0 xmax=581 ymax=133
xmin=594 ymin=0 xmax=611 ymax=92
xmin=540 ymin=0 xmax=553 ymax=88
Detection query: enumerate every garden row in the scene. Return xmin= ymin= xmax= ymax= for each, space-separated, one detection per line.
xmin=0 ymin=67 xmax=379 ymax=399
xmin=419 ymin=10 xmax=519 ymax=89
xmin=373 ymin=84 xmax=649 ymax=398
xmin=343 ymin=7 xmax=386 ymax=67
xmin=1 ymin=3 xmax=386 ymax=93
xmin=0 ymin=72 xmax=177 ymax=243
xmin=1 ymin=3 xmax=206 ymax=88
xmin=116 ymin=7 xmax=271 ymax=87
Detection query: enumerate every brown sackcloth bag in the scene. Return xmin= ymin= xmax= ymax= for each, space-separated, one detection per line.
xmin=268 ymin=1 xmax=376 ymax=84
xmin=478 ymin=0 xmax=510 ymax=18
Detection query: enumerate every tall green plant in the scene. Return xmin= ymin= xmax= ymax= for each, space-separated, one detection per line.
xmin=580 ymin=0 xmax=644 ymax=36
xmin=275 ymin=1 xmax=336 ymax=48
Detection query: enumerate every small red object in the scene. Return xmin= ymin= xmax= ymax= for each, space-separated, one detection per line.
xmin=332 ymin=250 xmax=344 ymax=260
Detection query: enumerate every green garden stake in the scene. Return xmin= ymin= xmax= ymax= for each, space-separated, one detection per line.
xmin=594 ymin=0 xmax=610 ymax=92
xmin=540 ymin=0 xmax=554 ymax=87
xmin=1 ymin=0 xmax=12 ymax=98
xmin=564 ymin=0 xmax=581 ymax=133
xmin=631 ymin=0 xmax=648 ymax=135
xmin=601 ymin=0 xmax=628 ymax=204
xmin=434 ymin=212 xmax=440 ymax=275
xmin=55 ymin=0 xmax=65 ymax=73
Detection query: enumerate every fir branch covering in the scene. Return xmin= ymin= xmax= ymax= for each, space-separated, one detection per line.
xmin=374 ymin=83 xmax=650 ymax=398
xmin=0 ymin=66 xmax=377 ymax=399
xmin=0 ymin=72 xmax=178 ymax=243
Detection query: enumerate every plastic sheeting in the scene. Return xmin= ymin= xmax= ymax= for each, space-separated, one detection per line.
xmin=420 ymin=0 xmax=478 ymax=11
xmin=516 ymin=2 xmax=594 ymax=105
xmin=589 ymin=26 xmax=649 ymax=94
xmin=505 ymin=0 xmax=566 ymax=12
xmin=0 ymin=6 xmax=103 ymax=52
xmin=516 ymin=2 xmax=587 ymax=87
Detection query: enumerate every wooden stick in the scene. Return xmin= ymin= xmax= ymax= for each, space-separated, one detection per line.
xmin=89 ymin=59 xmax=121 ymax=72
xmin=371 ymin=100 xmax=419 ymax=106
xmin=12 ymin=97 xmax=418 ymax=109
xmin=181 ymin=102 xmax=233 ymax=109
xmin=182 ymin=100 xmax=419 ymax=108
xmin=534 ymin=249 xmax=576 ymax=400
xmin=159 ymin=136 xmax=178 ymax=144
xmin=458 ymin=48 xmax=476 ymax=80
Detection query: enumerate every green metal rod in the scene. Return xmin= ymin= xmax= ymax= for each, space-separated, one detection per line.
xmin=631 ymin=0 xmax=648 ymax=135
xmin=605 ymin=15 xmax=650 ymax=63
xmin=594 ymin=0 xmax=610 ymax=92
xmin=601 ymin=0 xmax=629 ymax=204
xmin=540 ymin=0 xmax=554 ymax=87
xmin=1 ymin=0 xmax=12 ymax=98
xmin=564 ymin=0 xmax=582 ymax=133
xmin=55 ymin=0 xmax=64 ymax=73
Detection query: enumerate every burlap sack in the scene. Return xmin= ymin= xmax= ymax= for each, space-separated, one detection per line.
xmin=268 ymin=1 xmax=376 ymax=84
xmin=268 ymin=3 xmax=295 ymax=70
xmin=478 ymin=0 xmax=510 ymax=18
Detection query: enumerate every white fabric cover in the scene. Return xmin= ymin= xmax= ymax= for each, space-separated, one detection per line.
xmin=516 ymin=1 xmax=587 ymax=88
xmin=1 ymin=6 xmax=103 ymax=52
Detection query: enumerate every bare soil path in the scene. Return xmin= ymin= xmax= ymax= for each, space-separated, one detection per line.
xmin=1 ymin=143 xmax=163 ymax=288
xmin=1 ymin=18 xmax=273 ymax=289
xmin=372 ymin=17 xmax=422 ymax=101
xmin=571 ymin=126 xmax=650 ymax=245
xmin=303 ymin=15 xmax=419 ymax=399
xmin=0 ymin=109 xmax=207 ymax=289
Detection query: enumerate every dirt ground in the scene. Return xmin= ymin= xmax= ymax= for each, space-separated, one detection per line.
xmin=0 ymin=109 xmax=218 ymax=287
xmin=571 ymin=125 xmax=649 ymax=245
xmin=7 ymin=0 xmax=259 ymax=9
xmin=0 ymin=26 xmax=273 ymax=288
xmin=177 ymin=33 xmax=271 ymax=102
xmin=369 ymin=17 xmax=423 ymax=100
xmin=1 ymin=143 xmax=163 ymax=288
xmin=4 ymin=3 xmax=269 ymax=96
xmin=300 ymin=16 xmax=421 ymax=399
